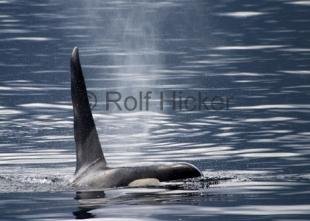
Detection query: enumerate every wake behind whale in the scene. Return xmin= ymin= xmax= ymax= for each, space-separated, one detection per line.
xmin=70 ymin=47 xmax=202 ymax=188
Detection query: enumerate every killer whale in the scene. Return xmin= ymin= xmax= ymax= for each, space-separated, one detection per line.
xmin=70 ymin=47 xmax=202 ymax=188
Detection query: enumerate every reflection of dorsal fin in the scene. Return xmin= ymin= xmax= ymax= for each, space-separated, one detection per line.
xmin=71 ymin=47 xmax=106 ymax=174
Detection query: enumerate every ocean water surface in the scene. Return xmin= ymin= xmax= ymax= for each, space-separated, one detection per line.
xmin=1 ymin=0 xmax=310 ymax=220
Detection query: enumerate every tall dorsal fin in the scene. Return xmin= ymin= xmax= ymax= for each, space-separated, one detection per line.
xmin=71 ymin=47 xmax=106 ymax=174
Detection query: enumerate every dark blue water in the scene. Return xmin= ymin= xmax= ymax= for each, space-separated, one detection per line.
xmin=1 ymin=0 xmax=310 ymax=220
